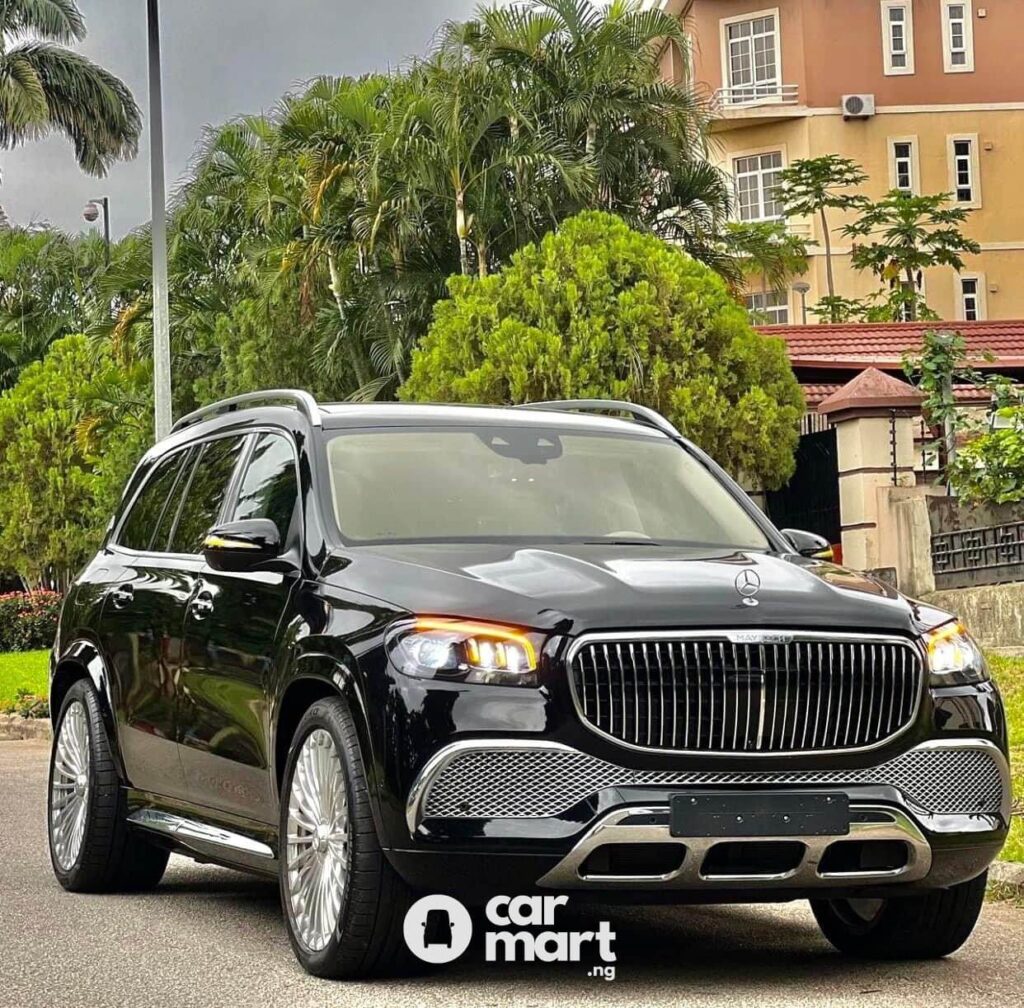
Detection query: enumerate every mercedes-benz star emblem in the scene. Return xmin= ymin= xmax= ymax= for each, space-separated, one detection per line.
xmin=735 ymin=569 xmax=761 ymax=607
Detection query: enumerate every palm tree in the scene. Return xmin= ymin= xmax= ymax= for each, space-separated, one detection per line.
xmin=468 ymin=0 xmax=712 ymax=218
xmin=0 ymin=0 xmax=141 ymax=175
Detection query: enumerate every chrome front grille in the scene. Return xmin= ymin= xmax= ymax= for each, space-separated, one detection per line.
xmin=570 ymin=633 xmax=923 ymax=754
xmin=420 ymin=743 xmax=1007 ymax=821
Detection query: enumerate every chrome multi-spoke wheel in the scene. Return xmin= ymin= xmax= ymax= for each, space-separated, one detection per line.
xmin=285 ymin=728 xmax=351 ymax=952
xmin=50 ymin=700 xmax=91 ymax=871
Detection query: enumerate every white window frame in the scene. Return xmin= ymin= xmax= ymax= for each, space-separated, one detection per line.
xmin=719 ymin=8 xmax=782 ymax=104
xmin=732 ymin=149 xmax=786 ymax=222
xmin=880 ymin=1 xmax=915 ymax=76
xmin=948 ymin=133 xmax=982 ymax=208
xmin=957 ymin=273 xmax=987 ymax=321
xmin=888 ymin=136 xmax=921 ymax=194
xmin=745 ymin=290 xmax=790 ymax=325
xmin=942 ymin=1 xmax=975 ymax=74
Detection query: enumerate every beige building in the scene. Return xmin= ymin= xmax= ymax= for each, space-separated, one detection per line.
xmin=662 ymin=0 xmax=1024 ymax=323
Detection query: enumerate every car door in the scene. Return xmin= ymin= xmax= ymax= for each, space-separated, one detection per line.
xmin=177 ymin=431 xmax=302 ymax=823
xmin=98 ymin=444 xmax=199 ymax=801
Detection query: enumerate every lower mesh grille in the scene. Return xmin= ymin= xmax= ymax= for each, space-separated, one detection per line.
xmin=421 ymin=745 xmax=1005 ymax=820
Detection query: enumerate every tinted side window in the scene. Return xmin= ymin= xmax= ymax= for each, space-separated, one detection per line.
xmin=168 ymin=436 xmax=246 ymax=555
xmin=230 ymin=433 xmax=299 ymax=540
xmin=118 ymin=451 xmax=189 ymax=552
xmin=150 ymin=445 xmax=197 ymax=552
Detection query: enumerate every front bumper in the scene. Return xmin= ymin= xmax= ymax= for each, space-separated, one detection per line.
xmin=391 ymin=737 xmax=1009 ymax=898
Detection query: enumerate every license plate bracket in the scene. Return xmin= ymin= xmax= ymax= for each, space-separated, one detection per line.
xmin=669 ymin=791 xmax=850 ymax=838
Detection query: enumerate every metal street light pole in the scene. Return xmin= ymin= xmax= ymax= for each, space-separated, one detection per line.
xmin=147 ymin=0 xmax=172 ymax=441
xmin=793 ymin=281 xmax=811 ymax=326
xmin=83 ymin=197 xmax=111 ymax=265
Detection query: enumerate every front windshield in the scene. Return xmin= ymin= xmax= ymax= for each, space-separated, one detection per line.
xmin=326 ymin=425 xmax=771 ymax=550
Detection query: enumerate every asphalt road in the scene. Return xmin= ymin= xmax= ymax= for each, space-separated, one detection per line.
xmin=2 ymin=739 xmax=1022 ymax=1008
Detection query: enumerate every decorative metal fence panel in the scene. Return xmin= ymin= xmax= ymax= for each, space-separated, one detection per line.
xmin=931 ymin=520 xmax=1024 ymax=590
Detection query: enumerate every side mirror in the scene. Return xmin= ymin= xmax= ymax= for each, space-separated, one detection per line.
xmin=781 ymin=528 xmax=834 ymax=561
xmin=202 ymin=518 xmax=282 ymax=572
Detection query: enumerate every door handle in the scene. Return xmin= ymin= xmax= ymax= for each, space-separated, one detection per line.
xmin=190 ymin=590 xmax=215 ymax=620
xmin=110 ymin=583 xmax=134 ymax=609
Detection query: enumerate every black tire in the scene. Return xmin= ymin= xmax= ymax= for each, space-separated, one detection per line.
xmin=810 ymin=873 xmax=987 ymax=960
xmin=278 ymin=696 xmax=418 ymax=979
xmin=47 ymin=679 xmax=169 ymax=893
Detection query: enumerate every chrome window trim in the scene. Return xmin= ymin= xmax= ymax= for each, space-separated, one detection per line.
xmin=566 ymin=629 xmax=925 ymax=758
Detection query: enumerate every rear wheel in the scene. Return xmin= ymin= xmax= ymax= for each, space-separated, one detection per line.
xmin=810 ymin=873 xmax=987 ymax=959
xmin=279 ymin=696 xmax=417 ymax=978
xmin=48 ymin=679 xmax=169 ymax=892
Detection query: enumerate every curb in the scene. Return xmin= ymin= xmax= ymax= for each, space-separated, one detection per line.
xmin=989 ymin=860 xmax=1024 ymax=899
xmin=0 ymin=714 xmax=51 ymax=742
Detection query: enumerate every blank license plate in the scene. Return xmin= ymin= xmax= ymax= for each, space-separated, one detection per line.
xmin=670 ymin=791 xmax=850 ymax=838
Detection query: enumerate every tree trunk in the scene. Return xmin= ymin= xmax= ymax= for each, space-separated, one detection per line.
xmin=455 ymin=188 xmax=470 ymax=277
xmin=586 ymin=121 xmax=597 ymax=155
xmin=820 ymin=206 xmax=836 ymax=318
xmin=477 ymin=239 xmax=488 ymax=279
xmin=327 ymin=251 xmax=371 ymax=388
xmin=904 ymin=267 xmax=917 ymax=322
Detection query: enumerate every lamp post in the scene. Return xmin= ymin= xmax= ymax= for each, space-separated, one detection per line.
xmin=793 ymin=281 xmax=811 ymax=325
xmin=148 ymin=0 xmax=172 ymax=441
xmin=83 ymin=197 xmax=110 ymax=265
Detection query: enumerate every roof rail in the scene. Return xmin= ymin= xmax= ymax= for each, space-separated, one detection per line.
xmin=515 ymin=399 xmax=684 ymax=441
xmin=170 ymin=389 xmax=322 ymax=434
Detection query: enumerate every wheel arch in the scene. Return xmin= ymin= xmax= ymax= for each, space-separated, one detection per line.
xmin=272 ymin=654 xmax=382 ymax=824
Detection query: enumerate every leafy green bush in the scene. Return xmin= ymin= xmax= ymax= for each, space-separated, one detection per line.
xmin=949 ymin=409 xmax=1024 ymax=504
xmin=0 ymin=591 xmax=61 ymax=652
xmin=401 ymin=211 xmax=804 ymax=489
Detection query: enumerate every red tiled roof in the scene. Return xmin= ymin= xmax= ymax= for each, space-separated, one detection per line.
xmin=802 ymin=382 xmax=994 ymax=409
xmin=758 ymin=320 xmax=1024 ymax=369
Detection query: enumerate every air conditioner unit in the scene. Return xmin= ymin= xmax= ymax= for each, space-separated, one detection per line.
xmin=842 ymin=94 xmax=876 ymax=120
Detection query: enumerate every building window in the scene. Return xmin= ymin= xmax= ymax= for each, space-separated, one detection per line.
xmin=881 ymin=1 xmax=914 ymax=75
xmin=943 ymin=1 xmax=975 ymax=73
xmin=722 ymin=10 xmax=780 ymax=103
xmin=745 ymin=290 xmax=789 ymax=325
xmin=948 ymin=134 xmax=981 ymax=206
xmin=889 ymin=137 xmax=919 ymax=194
xmin=734 ymin=151 xmax=784 ymax=221
xmin=958 ymin=275 xmax=985 ymax=321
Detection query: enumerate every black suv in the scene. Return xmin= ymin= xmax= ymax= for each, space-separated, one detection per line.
xmin=48 ymin=391 xmax=1010 ymax=977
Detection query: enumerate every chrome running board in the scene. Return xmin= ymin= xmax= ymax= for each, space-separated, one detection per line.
xmin=536 ymin=804 xmax=931 ymax=889
xmin=127 ymin=808 xmax=274 ymax=859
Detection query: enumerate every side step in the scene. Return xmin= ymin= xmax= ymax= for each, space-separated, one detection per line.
xmin=127 ymin=808 xmax=275 ymax=862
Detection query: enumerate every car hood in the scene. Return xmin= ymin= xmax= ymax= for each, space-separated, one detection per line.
xmin=327 ymin=542 xmax=944 ymax=637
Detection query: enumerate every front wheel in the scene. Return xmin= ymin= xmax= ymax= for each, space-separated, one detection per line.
xmin=48 ymin=679 xmax=169 ymax=892
xmin=810 ymin=873 xmax=987 ymax=959
xmin=279 ymin=696 xmax=417 ymax=978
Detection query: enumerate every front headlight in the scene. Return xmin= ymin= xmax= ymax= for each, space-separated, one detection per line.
xmin=922 ymin=620 xmax=989 ymax=686
xmin=388 ymin=617 xmax=542 ymax=687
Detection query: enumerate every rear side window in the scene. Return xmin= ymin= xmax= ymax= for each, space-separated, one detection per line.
xmin=229 ymin=433 xmax=299 ymax=540
xmin=168 ymin=435 xmax=246 ymax=555
xmin=118 ymin=450 xmax=190 ymax=552
xmin=150 ymin=446 xmax=197 ymax=552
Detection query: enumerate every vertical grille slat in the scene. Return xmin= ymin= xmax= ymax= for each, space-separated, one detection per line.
xmin=571 ymin=635 xmax=921 ymax=754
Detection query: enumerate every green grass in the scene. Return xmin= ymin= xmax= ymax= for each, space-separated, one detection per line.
xmin=0 ymin=650 xmax=49 ymax=710
xmin=988 ymin=654 xmax=1024 ymax=864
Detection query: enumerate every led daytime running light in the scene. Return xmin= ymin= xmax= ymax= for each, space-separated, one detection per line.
xmin=413 ymin=618 xmax=538 ymax=672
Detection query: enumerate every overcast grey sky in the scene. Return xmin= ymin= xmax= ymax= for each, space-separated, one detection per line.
xmin=0 ymin=0 xmax=477 ymax=236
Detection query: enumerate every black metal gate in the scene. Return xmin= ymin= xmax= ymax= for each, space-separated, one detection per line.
xmin=766 ymin=428 xmax=841 ymax=545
